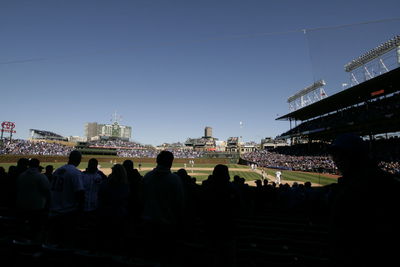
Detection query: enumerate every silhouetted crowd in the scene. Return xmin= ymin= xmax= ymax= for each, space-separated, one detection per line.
xmin=1 ymin=133 xmax=400 ymax=266
xmin=0 ymin=150 xmax=338 ymax=266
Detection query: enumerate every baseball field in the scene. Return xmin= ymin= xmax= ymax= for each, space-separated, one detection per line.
xmin=0 ymin=155 xmax=339 ymax=186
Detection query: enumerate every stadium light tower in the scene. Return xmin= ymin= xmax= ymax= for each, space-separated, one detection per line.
xmin=287 ymin=80 xmax=328 ymax=112
xmin=344 ymin=35 xmax=400 ymax=86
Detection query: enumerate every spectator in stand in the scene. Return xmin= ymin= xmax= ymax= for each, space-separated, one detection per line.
xmin=122 ymin=159 xmax=143 ymax=224
xmin=48 ymin=150 xmax=84 ymax=247
xmin=202 ymin=164 xmax=241 ymax=267
xmin=15 ymin=158 xmax=51 ymax=242
xmin=142 ymin=151 xmax=184 ymax=263
xmin=176 ymin=168 xmax=200 ymax=238
xmin=44 ymin=165 xmax=54 ymax=183
xmin=82 ymin=158 xmax=105 ymax=213
xmin=6 ymin=158 xmax=30 ymax=211
xmin=329 ymin=133 xmax=400 ymax=266
xmin=0 ymin=167 xmax=9 ymax=208
xmin=97 ymin=164 xmax=130 ymax=252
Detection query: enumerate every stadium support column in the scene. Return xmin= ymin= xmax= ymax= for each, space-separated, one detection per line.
xmin=289 ymin=119 xmax=293 ymax=146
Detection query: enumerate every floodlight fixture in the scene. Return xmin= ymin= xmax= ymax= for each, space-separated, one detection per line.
xmin=287 ymin=79 xmax=328 ymax=112
xmin=344 ymin=35 xmax=400 ymax=72
xmin=287 ymin=80 xmax=326 ymax=103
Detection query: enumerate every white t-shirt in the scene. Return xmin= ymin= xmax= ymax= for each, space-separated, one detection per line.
xmin=50 ymin=164 xmax=84 ymax=214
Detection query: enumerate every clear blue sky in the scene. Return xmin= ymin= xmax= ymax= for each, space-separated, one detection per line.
xmin=1 ymin=0 xmax=400 ymax=145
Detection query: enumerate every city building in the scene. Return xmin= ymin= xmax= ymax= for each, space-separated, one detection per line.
xmin=185 ymin=126 xmax=218 ymax=151
xmin=225 ymin=137 xmax=240 ymax=152
xmin=85 ymin=121 xmax=132 ymax=141
xmin=204 ymin=126 xmax=212 ymax=138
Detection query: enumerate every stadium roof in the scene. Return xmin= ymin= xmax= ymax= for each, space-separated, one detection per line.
xmin=276 ymin=67 xmax=400 ymax=121
xmin=30 ymin=129 xmax=64 ymax=138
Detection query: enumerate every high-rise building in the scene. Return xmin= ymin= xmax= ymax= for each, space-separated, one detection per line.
xmin=85 ymin=122 xmax=99 ymax=140
xmin=204 ymin=126 xmax=212 ymax=138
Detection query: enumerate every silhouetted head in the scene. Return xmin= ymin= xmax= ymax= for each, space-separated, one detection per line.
xmin=212 ymin=164 xmax=230 ymax=183
xmin=109 ymin=164 xmax=128 ymax=184
xmin=87 ymin=158 xmax=98 ymax=172
xmin=176 ymin=168 xmax=188 ymax=178
xmin=123 ymin=159 xmax=134 ymax=171
xmin=17 ymin=158 xmax=29 ymax=171
xmin=329 ymin=133 xmax=370 ymax=176
xmin=45 ymin=165 xmax=54 ymax=174
xmin=0 ymin=166 xmax=6 ymax=176
xmin=156 ymin=151 xmax=174 ymax=169
xmin=68 ymin=150 xmax=82 ymax=167
xmin=29 ymin=158 xmax=40 ymax=169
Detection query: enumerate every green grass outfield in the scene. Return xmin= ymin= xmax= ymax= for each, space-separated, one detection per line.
xmin=0 ymin=160 xmax=337 ymax=186
xmin=157 ymin=168 xmax=337 ymax=186
xmin=263 ymin=168 xmax=337 ymax=186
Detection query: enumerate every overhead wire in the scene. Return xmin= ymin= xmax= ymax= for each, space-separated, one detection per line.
xmin=1 ymin=17 xmax=400 ymax=66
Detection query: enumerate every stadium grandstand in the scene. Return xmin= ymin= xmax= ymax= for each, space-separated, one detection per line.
xmin=29 ymin=129 xmax=67 ymax=141
xmin=276 ymin=67 xmax=400 ymax=141
xmin=277 ymin=35 xmax=400 ymax=142
xmin=240 ymin=36 xmax=400 ymax=176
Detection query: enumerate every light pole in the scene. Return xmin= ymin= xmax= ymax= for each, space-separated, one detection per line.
xmin=239 ymin=121 xmax=243 ymax=157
